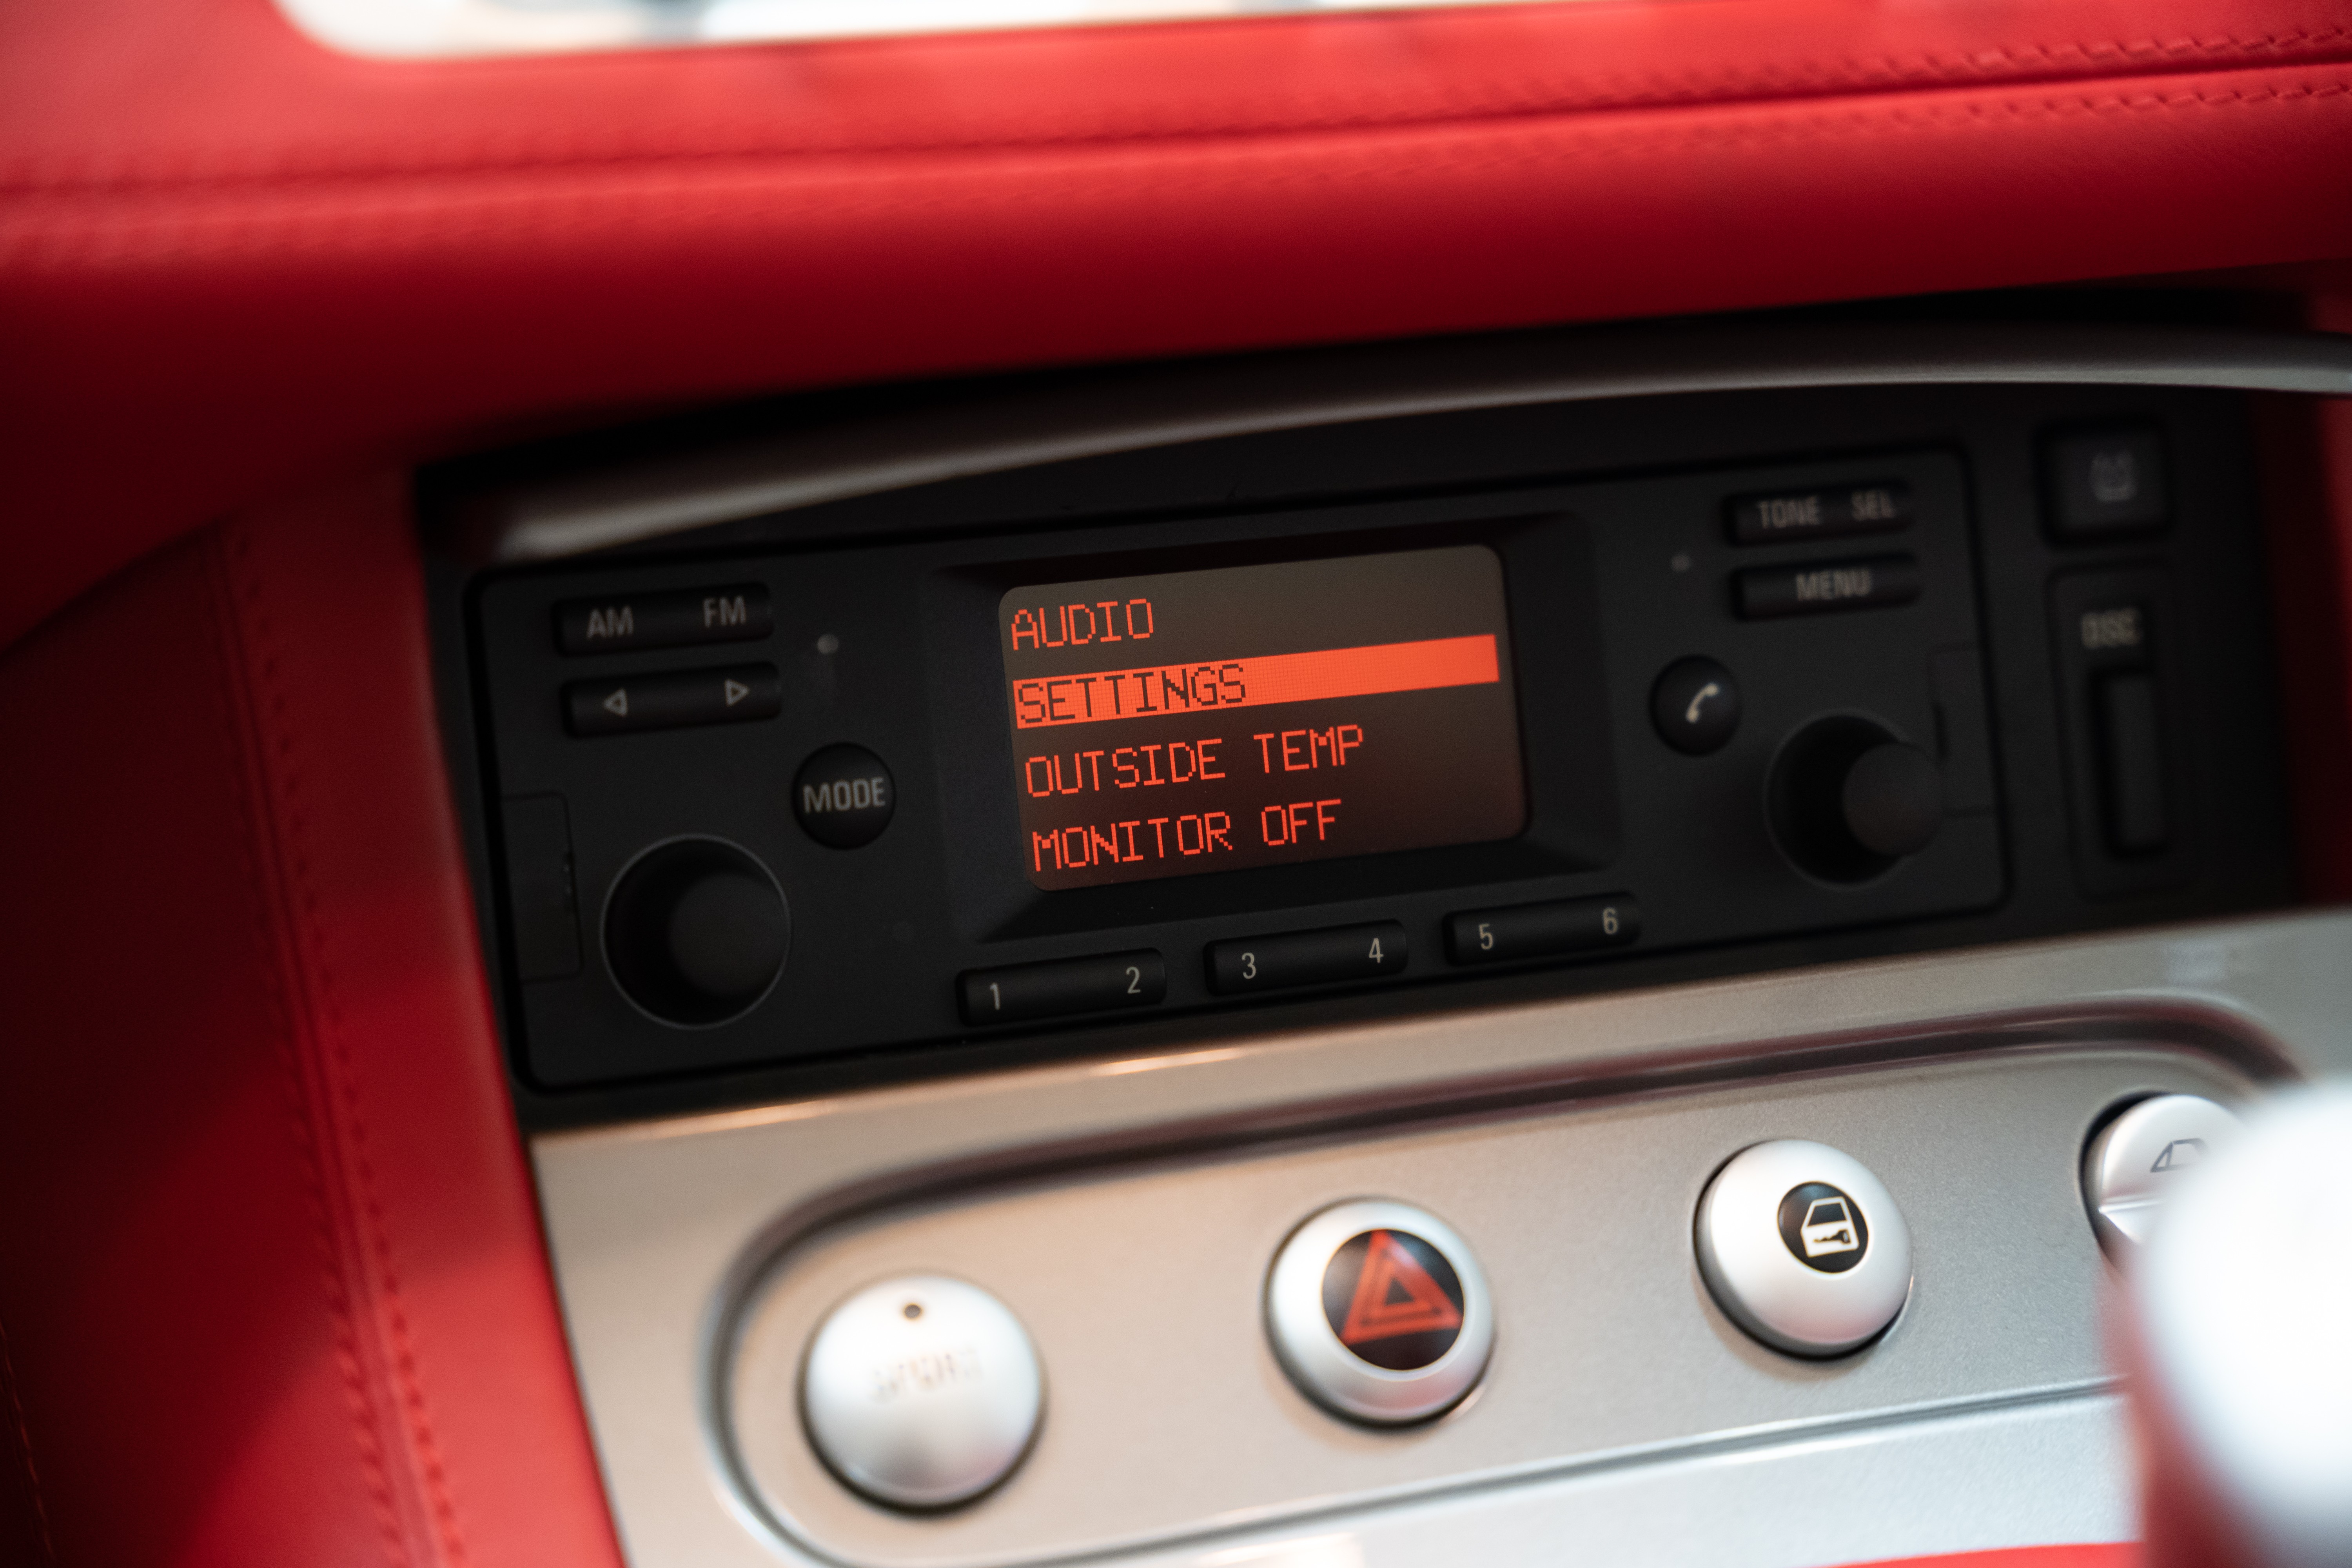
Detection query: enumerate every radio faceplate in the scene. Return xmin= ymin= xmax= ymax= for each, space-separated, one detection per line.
xmin=448 ymin=381 xmax=2290 ymax=1096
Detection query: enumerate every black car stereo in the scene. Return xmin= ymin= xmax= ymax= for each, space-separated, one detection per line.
xmin=440 ymin=376 xmax=2292 ymax=1096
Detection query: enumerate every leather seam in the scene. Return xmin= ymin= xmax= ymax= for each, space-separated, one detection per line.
xmin=2 ymin=72 xmax=2346 ymax=254
xmin=0 ymin=1307 xmax=58 ymax=1566
xmin=221 ymin=519 xmax=473 ymax=1568
xmin=204 ymin=524 xmax=417 ymax=1568
xmin=2 ymin=21 xmax=2350 ymax=196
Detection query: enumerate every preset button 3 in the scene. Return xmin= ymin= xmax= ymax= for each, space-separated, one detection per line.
xmin=1206 ymin=922 xmax=1406 ymax=995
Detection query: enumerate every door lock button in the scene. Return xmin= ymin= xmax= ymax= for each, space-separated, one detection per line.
xmin=1696 ymin=1140 xmax=1913 ymax=1357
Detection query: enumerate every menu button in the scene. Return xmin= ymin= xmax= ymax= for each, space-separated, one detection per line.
xmin=1737 ymin=555 xmax=1922 ymax=619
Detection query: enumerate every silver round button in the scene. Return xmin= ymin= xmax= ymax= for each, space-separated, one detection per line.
xmin=1695 ymin=1140 xmax=1913 ymax=1357
xmin=1266 ymin=1199 xmax=1495 ymax=1425
xmin=2082 ymin=1093 xmax=2242 ymax=1259
xmin=800 ymin=1275 xmax=1043 ymax=1509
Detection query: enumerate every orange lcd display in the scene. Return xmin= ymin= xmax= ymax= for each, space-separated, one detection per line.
xmin=999 ymin=547 xmax=1527 ymax=890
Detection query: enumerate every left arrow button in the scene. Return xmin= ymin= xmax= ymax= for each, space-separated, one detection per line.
xmin=565 ymin=665 xmax=780 ymax=737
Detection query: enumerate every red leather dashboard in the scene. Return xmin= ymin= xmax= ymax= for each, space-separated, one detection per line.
xmin=1 ymin=0 xmax=2348 ymax=1560
xmin=6 ymin=0 xmax=2352 ymax=650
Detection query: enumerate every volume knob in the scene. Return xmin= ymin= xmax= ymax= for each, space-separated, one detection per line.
xmin=1769 ymin=718 xmax=1944 ymax=883
xmin=603 ymin=838 xmax=789 ymax=1026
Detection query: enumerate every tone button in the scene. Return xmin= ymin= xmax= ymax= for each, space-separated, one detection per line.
xmin=1265 ymin=1199 xmax=1494 ymax=1425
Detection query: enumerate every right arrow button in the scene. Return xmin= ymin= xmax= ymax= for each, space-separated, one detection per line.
xmin=564 ymin=664 xmax=781 ymax=737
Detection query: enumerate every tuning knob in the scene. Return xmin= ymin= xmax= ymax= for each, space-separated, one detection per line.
xmin=1769 ymin=718 xmax=1944 ymax=883
xmin=603 ymin=838 xmax=789 ymax=1026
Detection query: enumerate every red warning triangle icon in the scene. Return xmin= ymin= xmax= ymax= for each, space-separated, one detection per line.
xmin=1338 ymin=1230 xmax=1463 ymax=1347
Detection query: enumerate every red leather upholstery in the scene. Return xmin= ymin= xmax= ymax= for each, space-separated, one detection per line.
xmin=0 ymin=486 xmax=622 ymax=1568
xmin=1 ymin=0 xmax=2348 ymax=1560
xmin=4 ymin=0 xmax=2352 ymax=649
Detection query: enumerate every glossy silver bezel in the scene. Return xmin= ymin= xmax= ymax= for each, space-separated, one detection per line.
xmin=1695 ymin=1140 xmax=1914 ymax=1357
xmin=1265 ymin=1198 xmax=1494 ymax=1426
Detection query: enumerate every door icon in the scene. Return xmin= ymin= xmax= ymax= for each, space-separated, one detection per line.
xmin=1798 ymin=1197 xmax=1860 ymax=1258
xmin=1778 ymin=1181 xmax=1871 ymax=1273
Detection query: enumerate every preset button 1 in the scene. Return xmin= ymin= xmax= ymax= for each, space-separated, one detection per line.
xmin=1206 ymin=922 xmax=1406 ymax=995
xmin=959 ymin=951 xmax=1166 ymax=1026
xmin=1446 ymin=895 xmax=1638 ymax=965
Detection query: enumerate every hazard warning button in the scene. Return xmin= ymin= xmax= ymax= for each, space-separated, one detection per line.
xmin=1267 ymin=1199 xmax=1494 ymax=1424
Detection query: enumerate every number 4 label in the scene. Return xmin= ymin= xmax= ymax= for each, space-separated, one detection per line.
xmin=1368 ymin=937 xmax=1384 ymax=964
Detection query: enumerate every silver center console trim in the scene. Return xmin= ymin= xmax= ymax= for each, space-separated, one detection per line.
xmin=449 ymin=323 xmax=2352 ymax=566
xmin=534 ymin=909 xmax=2352 ymax=1568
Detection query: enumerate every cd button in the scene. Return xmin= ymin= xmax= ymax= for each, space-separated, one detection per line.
xmin=800 ymin=1276 xmax=1043 ymax=1510
xmin=1265 ymin=1199 xmax=1494 ymax=1425
xmin=1695 ymin=1140 xmax=1913 ymax=1357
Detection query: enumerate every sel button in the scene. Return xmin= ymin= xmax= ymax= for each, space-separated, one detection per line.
xmin=1266 ymin=1199 xmax=1494 ymax=1425
xmin=800 ymin=1276 xmax=1043 ymax=1509
xmin=2082 ymin=1093 xmax=2241 ymax=1259
xmin=1695 ymin=1140 xmax=1913 ymax=1357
